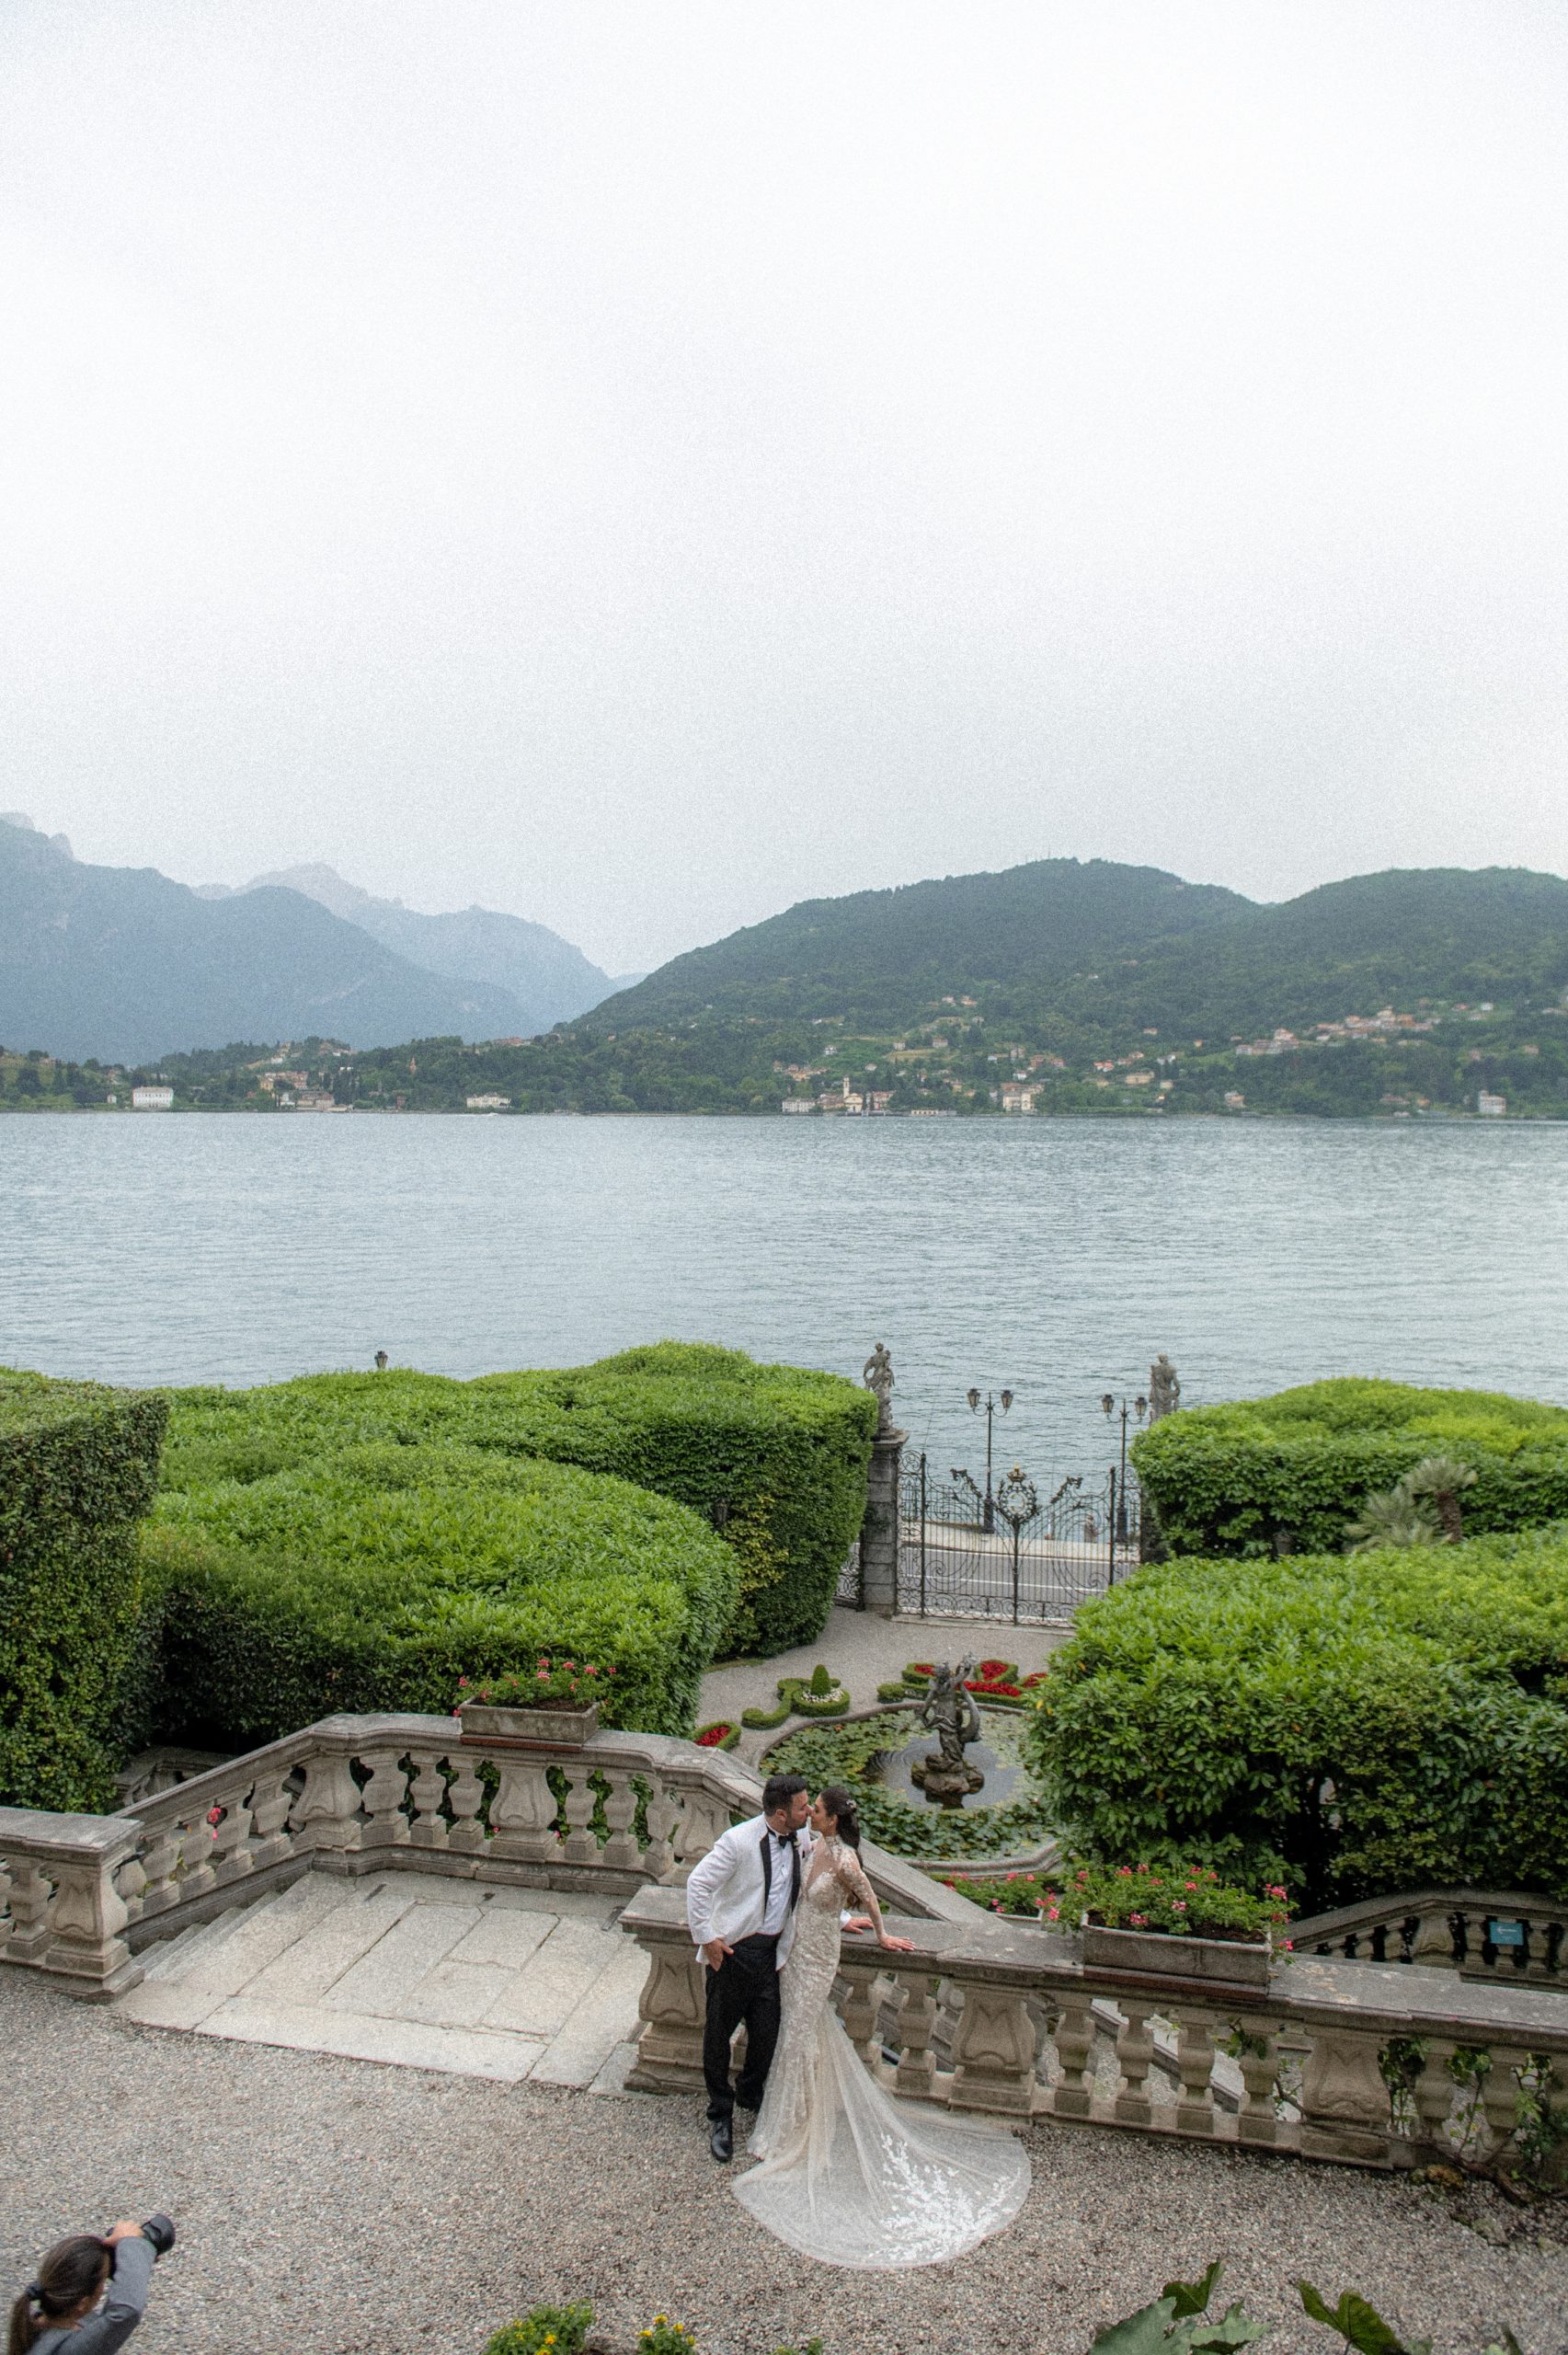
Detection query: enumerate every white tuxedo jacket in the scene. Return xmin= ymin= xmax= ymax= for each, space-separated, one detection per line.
xmin=685 ymin=1814 xmax=814 ymax=1969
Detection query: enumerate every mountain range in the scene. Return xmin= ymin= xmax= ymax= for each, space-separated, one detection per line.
xmin=5 ymin=812 xmax=1567 ymax=1077
xmin=0 ymin=820 xmax=624 ymax=1063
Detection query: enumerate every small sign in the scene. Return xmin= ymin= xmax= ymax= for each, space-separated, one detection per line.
xmin=1488 ymin=1918 xmax=1526 ymax=1948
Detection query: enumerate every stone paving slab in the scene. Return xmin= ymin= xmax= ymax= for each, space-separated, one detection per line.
xmin=112 ymin=1867 xmax=645 ymax=2092
xmin=478 ymin=1916 xmax=624 ymax=2038
xmin=196 ymin=1994 xmax=547 ymax=2081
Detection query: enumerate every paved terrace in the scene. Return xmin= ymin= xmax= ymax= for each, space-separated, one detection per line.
xmin=3 ymin=1968 xmax=1563 ymax=2355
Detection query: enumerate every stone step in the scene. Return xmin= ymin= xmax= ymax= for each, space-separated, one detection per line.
xmin=113 ymin=1867 xmax=645 ymax=2093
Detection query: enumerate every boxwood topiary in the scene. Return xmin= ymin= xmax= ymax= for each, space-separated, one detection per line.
xmin=143 ymin=1442 xmax=738 ymax=1748
xmin=1131 ymin=1378 xmax=1568 ymax=1560
xmin=1025 ymin=1525 xmax=1568 ymax=1911
xmin=0 ymin=1367 xmax=168 ymax=1809
xmin=162 ymin=1342 xmax=876 ymax=1658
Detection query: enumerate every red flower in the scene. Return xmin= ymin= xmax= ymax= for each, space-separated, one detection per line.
xmin=207 ymin=1806 xmax=223 ymax=1825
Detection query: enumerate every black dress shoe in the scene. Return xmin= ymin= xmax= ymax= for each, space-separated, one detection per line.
xmin=709 ymin=2116 xmax=734 ymax=2164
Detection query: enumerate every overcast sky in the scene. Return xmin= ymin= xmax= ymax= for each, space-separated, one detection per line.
xmin=3 ymin=4 xmax=1566 ymax=972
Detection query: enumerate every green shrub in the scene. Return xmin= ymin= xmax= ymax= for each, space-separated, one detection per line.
xmin=144 ymin=1442 xmax=737 ymax=1749
xmin=162 ymin=1342 xmax=876 ymax=1656
xmin=1132 ymin=1379 xmax=1568 ymax=1559
xmin=1026 ymin=1528 xmax=1568 ymax=1910
xmin=0 ymin=1368 xmax=167 ymax=1809
xmin=482 ymin=2303 xmax=595 ymax=2355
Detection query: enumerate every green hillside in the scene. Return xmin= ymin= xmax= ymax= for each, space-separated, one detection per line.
xmin=589 ymin=858 xmax=1252 ymax=1028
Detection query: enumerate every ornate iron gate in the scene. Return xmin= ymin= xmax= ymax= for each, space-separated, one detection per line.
xmin=895 ymin=1453 xmax=1139 ymax=1623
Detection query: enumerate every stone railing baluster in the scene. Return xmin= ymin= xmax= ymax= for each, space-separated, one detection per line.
xmin=600 ymin=1769 xmax=642 ymax=1871
xmin=1478 ymin=2045 xmax=1528 ymax=2164
xmin=486 ymin=1755 xmax=559 ymax=1867
xmin=1299 ymin=2028 xmax=1391 ymax=2165
xmin=406 ymin=1752 xmax=451 ymax=1852
xmin=135 ymin=1820 xmax=184 ymax=1918
xmin=1232 ymin=2018 xmax=1282 ymax=2148
xmin=837 ymin=1957 xmax=887 ymax=2069
xmin=246 ymin=1767 xmax=298 ymax=1870
xmin=558 ymin=1765 xmax=600 ymax=1865
xmin=444 ymin=1754 xmax=487 ymax=1855
xmin=356 ymin=1747 xmax=411 ymax=1853
xmin=1412 ymin=2037 xmax=1458 ymax=2159
xmin=1174 ymin=2009 xmax=1220 ymax=2138
xmin=949 ymin=1986 xmax=1036 ymax=2117
xmin=1112 ymin=2004 xmax=1157 ymax=2127
xmin=175 ymin=1807 xmax=218 ymax=1903
xmin=208 ymin=1789 xmax=255 ymax=1887
xmin=641 ymin=1781 xmax=681 ymax=1880
xmin=293 ymin=1752 xmax=364 ymax=1858
xmin=4 ymin=1856 xmax=55 ymax=1964
xmin=671 ymin=1786 xmax=731 ymax=1870
xmin=1049 ymin=1994 xmax=1098 ymax=2119
xmin=891 ymin=1970 xmax=940 ymax=2099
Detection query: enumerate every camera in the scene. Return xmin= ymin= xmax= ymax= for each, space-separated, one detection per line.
xmin=139 ymin=2216 xmax=176 ymax=2258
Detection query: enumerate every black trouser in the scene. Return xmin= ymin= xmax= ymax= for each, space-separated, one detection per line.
xmin=703 ymin=1933 xmax=782 ymax=2120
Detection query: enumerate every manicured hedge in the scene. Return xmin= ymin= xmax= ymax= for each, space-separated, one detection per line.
xmin=1132 ymin=1378 xmax=1568 ymax=1558
xmin=144 ymin=1442 xmax=738 ymax=1748
xmin=1026 ymin=1529 xmax=1568 ymax=1910
xmin=0 ymin=1368 xmax=168 ymax=1809
xmin=163 ymin=1342 xmax=876 ymax=1656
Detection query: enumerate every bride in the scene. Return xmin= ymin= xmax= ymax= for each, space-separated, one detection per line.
xmin=731 ymin=1786 xmax=1031 ymax=2269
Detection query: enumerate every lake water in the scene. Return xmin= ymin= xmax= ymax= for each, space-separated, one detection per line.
xmin=3 ymin=1114 xmax=1566 ymax=1476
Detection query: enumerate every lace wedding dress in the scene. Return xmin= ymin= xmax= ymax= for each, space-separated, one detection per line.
xmin=731 ymin=1835 xmax=1031 ymax=2269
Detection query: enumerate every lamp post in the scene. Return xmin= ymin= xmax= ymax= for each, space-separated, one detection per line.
xmin=955 ymin=1385 xmax=1013 ymax=1533
xmin=1099 ymin=1387 xmax=1148 ymax=1575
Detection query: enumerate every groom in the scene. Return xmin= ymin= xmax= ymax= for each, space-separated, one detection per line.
xmin=685 ymin=1771 xmax=811 ymax=2164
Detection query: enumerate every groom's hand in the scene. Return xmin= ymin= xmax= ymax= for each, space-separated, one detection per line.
xmin=702 ymin=1938 xmax=733 ymax=1970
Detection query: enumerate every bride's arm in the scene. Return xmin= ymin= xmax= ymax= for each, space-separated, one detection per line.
xmin=837 ymin=1848 xmax=913 ymax=1950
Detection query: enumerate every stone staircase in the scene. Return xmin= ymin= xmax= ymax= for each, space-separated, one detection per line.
xmin=114 ymin=1867 xmax=646 ymax=2089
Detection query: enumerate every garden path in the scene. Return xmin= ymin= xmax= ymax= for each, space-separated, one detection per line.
xmin=698 ymin=1603 xmax=1071 ymax=1764
xmin=114 ymin=1867 xmax=644 ymax=2088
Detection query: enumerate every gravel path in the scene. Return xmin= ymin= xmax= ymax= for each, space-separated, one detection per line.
xmin=4 ymin=1971 xmax=1563 ymax=2355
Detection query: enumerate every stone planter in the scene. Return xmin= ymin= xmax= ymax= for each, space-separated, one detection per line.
xmin=457 ymin=1701 xmax=601 ymax=1752
xmin=1082 ymin=1921 xmax=1273 ymax=1989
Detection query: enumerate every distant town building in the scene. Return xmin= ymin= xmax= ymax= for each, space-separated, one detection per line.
xmin=1224 ymin=1090 xmax=1246 ymax=1110
xmin=131 ymin=1086 xmax=173 ymax=1110
xmin=1123 ymin=1070 xmax=1154 ymax=1087
xmin=1000 ymin=1083 xmax=1038 ymax=1112
xmin=780 ymin=1097 xmax=817 ymax=1115
xmin=285 ymin=1092 xmax=349 ymax=1112
xmin=1477 ymin=1091 xmax=1506 ymax=1118
xmin=908 ymin=1108 xmax=957 ymax=1117
xmin=465 ymin=1094 xmax=511 ymax=1110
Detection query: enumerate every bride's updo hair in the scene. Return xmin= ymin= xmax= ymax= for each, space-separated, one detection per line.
xmin=818 ymin=1785 xmax=862 ymax=1850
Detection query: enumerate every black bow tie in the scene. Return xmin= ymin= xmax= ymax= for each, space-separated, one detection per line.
xmin=773 ymin=1831 xmax=795 ymax=1845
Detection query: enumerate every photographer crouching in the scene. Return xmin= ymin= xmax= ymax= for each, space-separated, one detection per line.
xmin=9 ymin=2215 xmax=172 ymax=2355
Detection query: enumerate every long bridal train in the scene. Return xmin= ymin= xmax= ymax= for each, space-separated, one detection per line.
xmin=731 ymin=1832 xmax=1030 ymax=2269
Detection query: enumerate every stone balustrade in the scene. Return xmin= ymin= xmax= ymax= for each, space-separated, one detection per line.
xmin=1291 ymin=1887 xmax=1567 ymax=1984
xmin=4 ymin=1714 xmax=1566 ymax=2177
xmin=618 ymin=1887 xmax=1568 ymax=2173
xmin=0 ymin=1712 xmax=964 ymax=2000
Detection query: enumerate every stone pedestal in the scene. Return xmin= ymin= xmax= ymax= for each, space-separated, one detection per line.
xmin=859 ymin=1422 xmax=906 ymax=1618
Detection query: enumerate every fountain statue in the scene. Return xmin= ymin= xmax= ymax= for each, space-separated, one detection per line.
xmin=910 ymin=1658 xmax=985 ymax=1804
